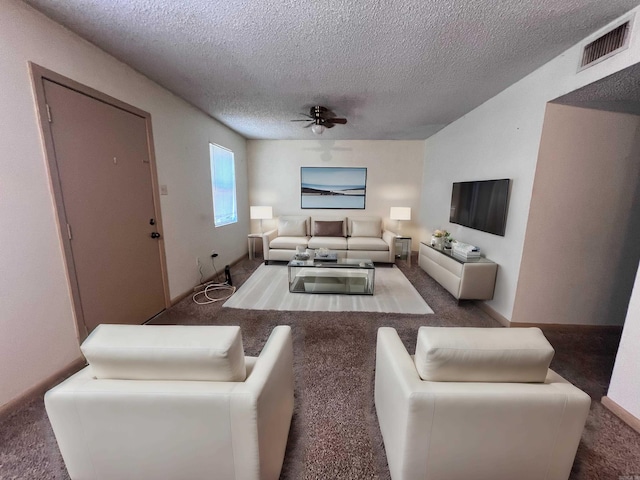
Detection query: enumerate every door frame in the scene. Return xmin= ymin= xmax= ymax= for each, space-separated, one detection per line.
xmin=30 ymin=63 xmax=171 ymax=340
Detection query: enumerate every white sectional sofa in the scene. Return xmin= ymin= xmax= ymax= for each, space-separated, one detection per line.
xmin=262 ymin=215 xmax=397 ymax=263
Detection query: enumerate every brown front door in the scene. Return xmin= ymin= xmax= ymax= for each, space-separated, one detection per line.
xmin=42 ymin=79 xmax=166 ymax=335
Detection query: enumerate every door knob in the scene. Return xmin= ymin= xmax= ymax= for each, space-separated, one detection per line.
xmin=150 ymin=232 xmax=161 ymax=239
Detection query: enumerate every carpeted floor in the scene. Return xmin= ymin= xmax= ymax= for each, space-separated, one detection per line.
xmin=1 ymin=254 xmax=639 ymax=479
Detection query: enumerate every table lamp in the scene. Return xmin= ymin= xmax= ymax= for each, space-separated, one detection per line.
xmin=250 ymin=206 xmax=273 ymax=233
xmin=390 ymin=207 xmax=411 ymax=236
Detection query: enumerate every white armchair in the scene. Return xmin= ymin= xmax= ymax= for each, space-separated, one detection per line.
xmin=45 ymin=324 xmax=294 ymax=480
xmin=375 ymin=326 xmax=590 ymax=480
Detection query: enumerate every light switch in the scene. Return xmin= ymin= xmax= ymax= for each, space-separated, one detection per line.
xmin=160 ymin=185 xmax=168 ymax=195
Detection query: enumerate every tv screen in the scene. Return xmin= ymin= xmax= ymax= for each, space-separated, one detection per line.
xmin=449 ymin=179 xmax=510 ymax=236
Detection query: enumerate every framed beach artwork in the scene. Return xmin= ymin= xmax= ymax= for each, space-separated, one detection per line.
xmin=300 ymin=167 xmax=367 ymax=209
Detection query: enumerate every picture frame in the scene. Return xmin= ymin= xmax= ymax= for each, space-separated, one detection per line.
xmin=300 ymin=167 xmax=367 ymax=209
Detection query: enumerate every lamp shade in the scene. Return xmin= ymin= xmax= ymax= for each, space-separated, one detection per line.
xmin=250 ymin=206 xmax=273 ymax=220
xmin=390 ymin=207 xmax=411 ymax=221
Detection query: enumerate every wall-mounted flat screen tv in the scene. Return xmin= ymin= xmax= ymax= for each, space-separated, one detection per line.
xmin=449 ymin=179 xmax=510 ymax=236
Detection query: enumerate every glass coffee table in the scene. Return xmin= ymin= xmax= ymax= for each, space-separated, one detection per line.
xmin=288 ymin=258 xmax=375 ymax=295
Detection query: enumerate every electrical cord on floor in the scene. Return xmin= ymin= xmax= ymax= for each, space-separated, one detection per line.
xmin=192 ymin=256 xmax=236 ymax=305
xmin=192 ymin=283 xmax=235 ymax=305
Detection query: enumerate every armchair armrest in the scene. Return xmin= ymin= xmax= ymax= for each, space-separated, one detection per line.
xmin=262 ymin=229 xmax=278 ymax=260
xmin=242 ymin=326 xmax=294 ymax=480
xmin=375 ymin=328 xmax=433 ymax=480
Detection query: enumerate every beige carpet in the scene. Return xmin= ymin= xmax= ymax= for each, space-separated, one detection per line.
xmin=223 ymin=264 xmax=433 ymax=314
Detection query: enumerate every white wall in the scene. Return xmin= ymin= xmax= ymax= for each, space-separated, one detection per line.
xmin=420 ymin=6 xmax=640 ymax=321
xmin=608 ymin=262 xmax=640 ymax=419
xmin=0 ymin=0 xmax=247 ymax=408
xmin=247 ymin=140 xmax=425 ymax=247
xmin=513 ymin=105 xmax=640 ymax=325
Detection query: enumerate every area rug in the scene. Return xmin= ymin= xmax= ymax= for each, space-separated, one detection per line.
xmin=223 ymin=264 xmax=433 ymax=314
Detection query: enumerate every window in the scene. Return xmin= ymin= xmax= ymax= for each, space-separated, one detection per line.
xmin=210 ymin=143 xmax=237 ymax=227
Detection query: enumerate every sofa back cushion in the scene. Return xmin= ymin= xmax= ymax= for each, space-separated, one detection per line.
xmin=414 ymin=326 xmax=554 ymax=383
xmin=278 ymin=216 xmax=309 ymax=236
xmin=312 ymin=217 xmax=347 ymax=237
xmin=81 ymin=324 xmax=246 ymax=381
xmin=349 ymin=218 xmax=381 ymax=237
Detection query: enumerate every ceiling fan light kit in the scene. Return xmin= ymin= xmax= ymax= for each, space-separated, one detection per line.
xmin=311 ymin=123 xmax=326 ymax=135
xmin=291 ymin=105 xmax=347 ymax=135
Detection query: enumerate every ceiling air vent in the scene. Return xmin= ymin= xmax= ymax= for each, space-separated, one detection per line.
xmin=581 ymin=21 xmax=631 ymax=69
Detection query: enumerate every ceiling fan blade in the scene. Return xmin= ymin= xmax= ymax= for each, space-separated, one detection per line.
xmin=329 ymin=118 xmax=347 ymax=124
xmin=290 ymin=119 xmax=311 ymax=122
xmin=324 ymin=122 xmax=336 ymax=129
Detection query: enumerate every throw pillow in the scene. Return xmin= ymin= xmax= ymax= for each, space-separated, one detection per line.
xmin=278 ymin=218 xmax=307 ymax=236
xmin=314 ymin=220 xmax=344 ymax=237
xmin=351 ymin=219 xmax=381 ymax=237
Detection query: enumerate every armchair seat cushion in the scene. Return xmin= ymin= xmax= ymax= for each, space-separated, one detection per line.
xmin=347 ymin=237 xmax=390 ymax=251
xmin=81 ymin=324 xmax=246 ymax=382
xmin=270 ymin=236 xmax=310 ymax=250
xmin=308 ymin=236 xmax=348 ymax=250
xmin=414 ymin=326 xmax=555 ymax=383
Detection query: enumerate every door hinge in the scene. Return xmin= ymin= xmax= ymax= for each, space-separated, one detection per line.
xmin=46 ymin=104 xmax=52 ymax=123
xmin=66 ymin=223 xmax=72 ymax=240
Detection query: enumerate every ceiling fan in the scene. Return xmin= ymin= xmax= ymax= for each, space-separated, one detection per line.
xmin=291 ymin=106 xmax=347 ymax=134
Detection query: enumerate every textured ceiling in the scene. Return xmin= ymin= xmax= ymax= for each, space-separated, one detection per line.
xmin=23 ymin=0 xmax=640 ymax=140
xmin=553 ymin=62 xmax=640 ymax=115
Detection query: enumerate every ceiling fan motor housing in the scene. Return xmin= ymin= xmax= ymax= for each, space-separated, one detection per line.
xmin=311 ymin=106 xmax=328 ymax=118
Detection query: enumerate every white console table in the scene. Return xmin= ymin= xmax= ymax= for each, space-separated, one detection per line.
xmin=418 ymin=242 xmax=498 ymax=300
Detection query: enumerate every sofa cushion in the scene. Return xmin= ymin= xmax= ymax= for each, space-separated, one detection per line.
xmin=312 ymin=217 xmax=347 ymax=236
xmin=270 ymin=236 xmax=310 ymax=249
xmin=348 ymin=236 xmax=389 ymax=251
xmin=314 ymin=220 xmax=344 ymax=237
xmin=81 ymin=324 xmax=246 ymax=382
xmin=308 ymin=236 xmax=348 ymax=250
xmin=414 ymin=327 xmax=554 ymax=383
xmin=278 ymin=217 xmax=308 ymax=236
xmin=350 ymin=219 xmax=381 ymax=237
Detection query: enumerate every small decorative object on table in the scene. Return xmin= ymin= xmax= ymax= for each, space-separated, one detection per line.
xmin=431 ymin=229 xmax=450 ymax=250
xmin=295 ymin=245 xmax=310 ymax=260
